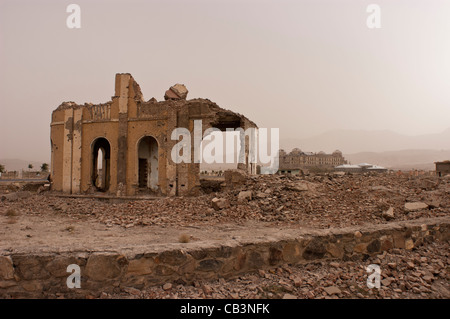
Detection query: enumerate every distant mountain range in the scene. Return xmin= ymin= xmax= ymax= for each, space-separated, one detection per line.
xmin=281 ymin=128 xmax=450 ymax=154
xmin=345 ymin=149 xmax=450 ymax=170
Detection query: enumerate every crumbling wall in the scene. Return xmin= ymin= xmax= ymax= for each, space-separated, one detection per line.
xmin=50 ymin=74 xmax=257 ymax=197
xmin=1 ymin=217 xmax=448 ymax=298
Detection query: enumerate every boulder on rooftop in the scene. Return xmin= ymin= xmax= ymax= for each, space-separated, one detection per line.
xmin=164 ymin=84 xmax=188 ymax=100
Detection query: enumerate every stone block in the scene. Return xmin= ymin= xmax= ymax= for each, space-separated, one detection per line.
xmin=392 ymin=233 xmax=406 ymax=249
xmin=282 ymin=242 xmax=302 ymax=262
xmin=0 ymin=256 xmax=14 ymax=280
xmin=85 ymin=254 xmax=128 ymax=281
xmin=237 ymin=190 xmax=252 ymax=203
xmin=46 ymin=256 xmax=84 ymax=278
xmin=353 ymin=243 xmax=368 ymax=254
xmin=326 ymin=243 xmax=344 ymax=259
xmin=197 ymin=259 xmax=223 ymax=272
xmin=224 ymin=169 xmax=247 ymax=186
xmin=303 ymin=239 xmax=326 ymax=260
xmin=22 ymin=280 xmax=43 ymax=292
xmin=156 ymin=250 xmax=188 ymax=266
xmin=164 ymin=84 xmax=188 ymax=100
xmin=13 ymin=255 xmax=51 ymax=280
xmin=211 ymin=198 xmax=230 ymax=211
xmin=268 ymin=247 xmax=283 ymax=266
xmin=367 ymin=239 xmax=381 ymax=254
xmin=127 ymin=257 xmax=154 ymax=275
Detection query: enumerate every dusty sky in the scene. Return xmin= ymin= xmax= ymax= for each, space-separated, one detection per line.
xmin=1 ymin=0 xmax=449 ymax=162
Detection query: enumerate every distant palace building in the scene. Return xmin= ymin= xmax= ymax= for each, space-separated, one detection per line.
xmin=277 ymin=148 xmax=346 ymax=174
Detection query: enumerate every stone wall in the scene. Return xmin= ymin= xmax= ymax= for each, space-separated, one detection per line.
xmin=1 ymin=217 xmax=448 ymax=298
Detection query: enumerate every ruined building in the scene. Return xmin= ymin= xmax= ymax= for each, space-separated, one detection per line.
xmin=50 ymin=73 xmax=257 ymax=196
xmin=435 ymin=161 xmax=450 ymax=177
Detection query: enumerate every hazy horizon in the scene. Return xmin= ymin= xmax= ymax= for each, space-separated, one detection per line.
xmin=1 ymin=0 xmax=450 ymax=163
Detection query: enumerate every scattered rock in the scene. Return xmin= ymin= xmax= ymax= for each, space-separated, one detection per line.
xmin=224 ymin=169 xmax=247 ymax=187
xmin=285 ymin=181 xmax=309 ymax=192
xmin=202 ymin=284 xmax=213 ymax=295
xmin=405 ymin=239 xmax=414 ymax=250
xmin=381 ymin=278 xmax=392 ymax=286
xmin=211 ymin=198 xmax=230 ymax=211
xmin=382 ymin=207 xmax=395 ymax=220
xmin=404 ymin=202 xmax=428 ymax=212
xmin=329 ymin=262 xmax=340 ymax=268
xmin=292 ymin=277 xmax=302 ymax=287
xmin=162 ymin=283 xmax=173 ymax=291
xmin=0 ymin=256 xmax=14 ymax=280
xmin=237 ymin=191 xmax=252 ymax=203
xmin=323 ymin=286 xmax=341 ymax=295
xmin=388 ymin=262 xmax=397 ymax=269
xmin=123 ymin=287 xmax=141 ymax=295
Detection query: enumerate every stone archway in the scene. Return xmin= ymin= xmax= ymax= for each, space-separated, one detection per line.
xmin=92 ymin=138 xmax=111 ymax=192
xmin=137 ymin=136 xmax=159 ymax=192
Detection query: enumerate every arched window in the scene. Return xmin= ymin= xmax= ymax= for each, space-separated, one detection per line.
xmin=137 ymin=136 xmax=159 ymax=191
xmin=92 ymin=138 xmax=111 ymax=191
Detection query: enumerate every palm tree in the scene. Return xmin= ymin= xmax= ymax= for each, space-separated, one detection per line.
xmin=41 ymin=163 xmax=49 ymax=172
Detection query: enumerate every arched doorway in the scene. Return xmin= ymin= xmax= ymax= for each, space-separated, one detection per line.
xmin=92 ymin=138 xmax=111 ymax=192
xmin=137 ymin=136 xmax=159 ymax=192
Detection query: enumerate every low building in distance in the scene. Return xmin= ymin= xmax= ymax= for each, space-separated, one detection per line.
xmin=435 ymin=160 xmax=450 ymax=177
xmin=334 ymin=163 xmax=387 ymax=173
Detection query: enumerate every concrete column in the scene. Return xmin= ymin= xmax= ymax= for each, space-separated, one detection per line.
xmin=166 ymin=107 xmax=178 ymax=196
xmin=176 ymin=108 xmax=190 ymax=195
xmin=116 ymin=74 xmax=130 ymax=195
xmin=62 ymin=109 xmax=73 ymax=193
xmin=71 ymin=108 xmax=83 ymax=193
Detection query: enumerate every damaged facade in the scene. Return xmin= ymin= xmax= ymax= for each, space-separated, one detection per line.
xmin=435 ymin=161 xmax=450 ymax=177
xmin=50 ymin=73 xmax=257 ymax=196
xmin=277 ymin=149 xmax=346 ymax=174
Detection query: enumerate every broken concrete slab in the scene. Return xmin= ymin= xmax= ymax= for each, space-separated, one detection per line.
xmin=211 ymin=197 xmax=230 ymax=211
xmin=224 ymin=169 xmax=248 ymax=187
xmin=405 ymin=202 xmax=429 ymax=212
xmin=164 ymin=84 xmax=188 ymax=100
xmin=237 ymin=190 xmax=252 ymax=203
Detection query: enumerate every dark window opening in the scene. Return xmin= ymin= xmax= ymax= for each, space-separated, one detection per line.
xmin=92 ymin=138 xmax=111 ymax=192
xmin=138 ymin=136 xmax=159 ymax=192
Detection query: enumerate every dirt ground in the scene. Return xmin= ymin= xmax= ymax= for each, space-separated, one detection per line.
xmin=0 ymin=173 xmax=448 ymax=299
xmin=1 ymin=173 xmax=449 ymax=254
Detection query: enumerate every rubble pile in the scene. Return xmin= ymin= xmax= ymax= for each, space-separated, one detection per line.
xmin=1 ymin=173 xmax=448 ymax=229
xmin=104 ymin=241 xmax=450 ymax=299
